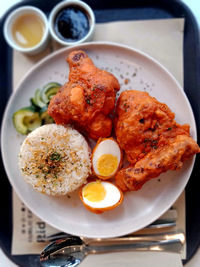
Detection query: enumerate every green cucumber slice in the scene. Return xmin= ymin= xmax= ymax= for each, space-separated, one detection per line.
xmin=13 ymin=107 xmax=42 ymax=134
xmin=41 ymin=112 xmax=54 ymax=124
xmin=34 ymin=89 xmax=47 ymax=108
xmin=30 ymin=97 xmax=38 ymax=107
xmin=41 ymin=82 xmax=61 ymax=104
xmin=39 ymin=107 xmax=54 ymax=124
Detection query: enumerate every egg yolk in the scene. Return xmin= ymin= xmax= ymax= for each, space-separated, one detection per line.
xmin=97 ymin=154 xmax=118 ymax=177
xmin=83 ymin=181 xmax=106 ymax=202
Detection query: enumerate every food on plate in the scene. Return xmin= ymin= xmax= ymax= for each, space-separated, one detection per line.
xmin=13 ymin=106 xmax=42 ymax=135
xmin=79 ymin=180 xmax=123 ymax=214
xmin=18 ymin=124 xmax=91 ymax=195
xmin=13 ymin=82 xmax=61 ymax=134
xmin=48 ymin=50 xmax=120 ymax=139
xmin=92 ymin=137 xmax=122 ymax=179
xmin=116 ymin=135 xmax=200 ymax=191
xmin=115 ymin=90 xmax=200 ymax=191
xmin=30 ymin=82 xmax=61 ymax=108
xmin=13 ymin=49 xmax=199 ymax=216
xmin=36 ymin=82 xmax=61 ymax=105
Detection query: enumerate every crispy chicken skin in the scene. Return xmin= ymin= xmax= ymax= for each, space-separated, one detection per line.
xmin=48 ymin=50 xmax=120 ymax=139
xmin=115 ymin=90 xmax=200 ymax=191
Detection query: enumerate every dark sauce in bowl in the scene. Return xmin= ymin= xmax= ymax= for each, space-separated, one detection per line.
xmin=54 ymin=6 xmax=90 ymax=42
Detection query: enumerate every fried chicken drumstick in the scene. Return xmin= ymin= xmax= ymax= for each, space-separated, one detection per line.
xmin=115 ymin=90 xmax=200 ymax=191
xmin=48 ymin=50 xmax=120 ymax=139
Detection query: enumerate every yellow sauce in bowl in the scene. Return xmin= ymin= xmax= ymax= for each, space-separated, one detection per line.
xmin=12 ymin=14 xmax=45 ymax=48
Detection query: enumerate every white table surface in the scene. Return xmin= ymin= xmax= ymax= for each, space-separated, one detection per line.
xmin=0 ymin=0 xmax=199 ymax=266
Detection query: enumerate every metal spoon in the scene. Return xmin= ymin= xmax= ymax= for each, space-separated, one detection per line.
xmin=40 ymin=231 xmax=185 ymax=267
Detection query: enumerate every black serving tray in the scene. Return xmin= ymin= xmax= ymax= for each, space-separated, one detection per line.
xmin=0 ymin=0 xmax=200 ymax=266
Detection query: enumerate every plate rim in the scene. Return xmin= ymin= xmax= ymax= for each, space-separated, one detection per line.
xmin=1 ymin=41 xmax=197 ymax=238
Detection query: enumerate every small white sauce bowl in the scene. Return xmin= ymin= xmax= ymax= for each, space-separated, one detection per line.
xmin=49 ymin=0 xmax=95 ymax=46
xmin=3 ymin=6 xmax=49 ymax=55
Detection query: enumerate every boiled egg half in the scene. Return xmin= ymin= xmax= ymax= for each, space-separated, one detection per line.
xmin=79 ymin=180 xmax=123 ymax=213
xmin=92 ymin=138 xmax=122 ymax=179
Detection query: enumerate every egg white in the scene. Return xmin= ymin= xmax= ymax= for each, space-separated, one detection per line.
xmin=82 ymin=182 xmax=121 ymax=209
xmin=92 ymin=139 xmax=121 ymax=176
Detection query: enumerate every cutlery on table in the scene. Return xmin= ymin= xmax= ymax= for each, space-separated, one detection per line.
xmin=40 ymin=230 xmax=185 ymax=267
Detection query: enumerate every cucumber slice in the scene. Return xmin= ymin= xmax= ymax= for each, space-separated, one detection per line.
xmin=39 ymin=107 xmax=54 ymax=124
xmin=30 ymin=97 xmax=37 ymax=107
xmin=41 ymin=82 xmax=61 ymax=104
xmin=30 ymin=97 xmax=41 ymax=110
xmin=41 ymin=112 xmax=54 ymax=124
xmin=13 ymin=107 xmax=42 ymax=134
xmin=39 ymin=106 xmax=48 ymax=114
xmin=34 ymin=89 xmax=47 ymax=108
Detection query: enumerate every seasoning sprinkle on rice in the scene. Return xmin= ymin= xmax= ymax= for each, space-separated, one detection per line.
xmin=18 ymin=124 xmax=91 ymax=195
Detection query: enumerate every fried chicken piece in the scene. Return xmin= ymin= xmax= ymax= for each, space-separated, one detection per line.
xmin=115 ymin=90 xmax=200 ymax=191
xmin=48 ymin=50 xmax=120 ymax=139
xmin=116 ymin=135 xmax=200 ymax=191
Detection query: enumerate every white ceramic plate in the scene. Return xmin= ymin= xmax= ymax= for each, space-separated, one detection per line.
xmin=1 ymin=42 xmax=197 ymax=238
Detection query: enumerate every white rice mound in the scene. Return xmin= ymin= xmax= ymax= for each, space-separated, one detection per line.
xmin=18 ymin=124 xmax=91 ymax=196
